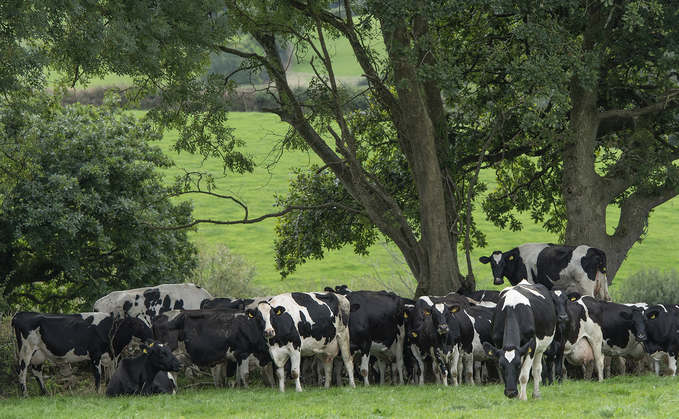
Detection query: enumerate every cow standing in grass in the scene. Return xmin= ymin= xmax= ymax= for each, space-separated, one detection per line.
xmin=483 ymin=281 xmax=556 ymax=400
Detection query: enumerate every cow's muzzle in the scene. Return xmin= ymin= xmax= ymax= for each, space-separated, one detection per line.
xmin=494 ymin=277 xmax=505 ymax=286
xmin=264 ymin=329 xmax=275 ymax=338
xmin=437 ymin=325 xmax=449 ymax=335
xmin=557 ymin=314 xmax=569 ymax=323
xmin=505 ymin=388 xmax=518 ymax=398
xmin=636 ymin=333 xmax=646 ymax=342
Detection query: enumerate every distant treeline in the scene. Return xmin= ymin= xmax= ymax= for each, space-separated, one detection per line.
xmin=61 ymin=85 xmax=370 ymax=112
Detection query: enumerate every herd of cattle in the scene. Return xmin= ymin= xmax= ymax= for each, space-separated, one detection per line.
xmin=10 ymin=243 xmax=678 ymax=400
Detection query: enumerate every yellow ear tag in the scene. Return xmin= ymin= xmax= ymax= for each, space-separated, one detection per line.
xmin=451 ymin=306 xmax=459 ymax=313
xmin=404 ymin=313 xmax=408 ymax=319
xmin=651 ymin=314 xmax=656 ymax=319
xmin=276 ymin=309 xmax=282 ymax=315
xmin=570 ymin=297 xmax=577 ymax=301
xmin=412 ymin=332 xmax=418 ymax=338
xmin=423 ymin=309 xmax=431 ymax=316
xmin=143 ymin=349 xmax=148 ymax=353
xmin=488 ymin=350 xmax=493 ymax=355
xmin=509 ymin=255 xmax=514 ymax=260
xmin=247 ymin=312 xmax=254 ymax=318
xmin=528 ymin=347 xmax=532 ymax=353
xmin=149 ymin=342 xmax=154 ymax=347
xmin=603 ymin=268 xmax=606 ymax=272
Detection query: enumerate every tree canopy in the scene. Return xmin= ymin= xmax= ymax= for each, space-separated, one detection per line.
xmin=0 ymin=96 xmax=197 ymax=311
xmin=2 ymin=0 xmax=678 ymax=298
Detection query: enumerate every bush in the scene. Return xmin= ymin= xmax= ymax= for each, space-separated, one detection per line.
xmin=612 ymin=267 xmax=679 ymax=305
xmin=0 ymin=313 xmax=17 ymax=397
xmin=190 ymin=242 xmax=268 ymax=298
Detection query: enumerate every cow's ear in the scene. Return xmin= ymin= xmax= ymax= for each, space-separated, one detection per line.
xmin=245 ymin=309 xmax=256 ymax=318
xmin=140 ymin=343 xmax=149 ymax=353
xmin=274 ymin=306 xmax=286 ymax=316
xmin=518 ymin=338 xmax=535 ymax=358
xmin=422 ymin=308 xmax=431 ymax=316
xmin=483 ymin=342 xmax=500 ymax=359
xmin=479 ymin=256 xmax=490 ymax=264
xmin=647 ymin=310 xmax=659 ymax=320
xmin=568 ymin=292 xmax=581 ymax=301
xmin=619 ymin=311 xmax=631 ymax=320
xmin=508 ymin=255 xmax=514 ymax=261
xmin=449 ymin=304 xmax=460 ymax=314
xmin=350 ymin=303 xmax=361 ymax=313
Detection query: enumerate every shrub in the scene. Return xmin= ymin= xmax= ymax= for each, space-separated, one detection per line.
xmin=190 ymin=242 xmax=268 ymax=298
xmin=612 ymin=267 xmax=679 ymax=305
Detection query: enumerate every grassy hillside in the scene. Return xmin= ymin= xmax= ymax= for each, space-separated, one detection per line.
xmin=149 ymin=111 xmax=677 ymax=297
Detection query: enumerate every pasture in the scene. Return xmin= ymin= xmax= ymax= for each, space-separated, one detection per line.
xmin=2 ymin=375 xmax=678 ymax=418
xmin=147 ymin=110 xmax=678 ymax=296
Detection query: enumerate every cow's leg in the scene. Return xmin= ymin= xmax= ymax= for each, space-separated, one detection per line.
xmin=321 ymin=356 xmax=334 ymax=389
xmin=530 ymin=352 xmax=544 ymax=400
xmin=462 ymin=353 xmax=474 ymax=385
xmin=17 ymin=357 xmax=29 ymax=397
xmin=518 ymin=354 xmax=534 ymax=401
xmin=376 ymin=358 xmax=387 ymax=385
xmin=211 ymin=364 xmax=222 ymax=388
xmin=31 ymin=364 xmax=48 ymax=395
xmin=290 ymin=351 xmax=303 ymax=392
xmin=359 ymin=354 xmax=371 ymax=386
xmin=315 ymin=358 xmax=324 ymax=386
xmin=431 ymin=349 xmax=448 ymax=386
xmin=449 ymin=347 xmax=460 ymax=386
xmin=238 ymin=359 xmax=250 ymax=388
xmin=336 ymin=326 xmax=356 ymax=388
xmin=91 ymin=359 xmax=104 ymax=394
xmin=332 ymin=357 xmax=343 ymax=386
xmin=410 ymin=346 xmax=426 ymax=386
xmin=588 ymin=338 xmax=605 ymax=382
xmin=668 ymin=355 xmax=677 ymax=376
xmin=604 ymin=356 xmax=611 ymax=378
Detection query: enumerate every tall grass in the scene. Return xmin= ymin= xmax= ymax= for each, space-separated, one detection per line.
xmin=2 ymin=375 xmax=678 ymax=418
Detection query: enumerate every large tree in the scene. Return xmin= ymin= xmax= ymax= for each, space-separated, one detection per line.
xmin=6 ymin=0 xmax=678 ymax=297
xmin=0 ymin=97 xmax=197 ymax=311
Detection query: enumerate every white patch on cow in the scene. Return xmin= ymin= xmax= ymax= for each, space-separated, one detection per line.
xmin=93 ymin=283 xmax=212 ymax=326
xmin=553 ymin=289 xmax=563 ymax=297
xmin=517 ymin=243 xmax=550 ymax=283
xmin=420 ymin=296 xmax=434 ymax=306
xmin=501 ymin=289 xmax=530 ymax=308
xmin=434 ymin=303 xmax=446 ymax=314
xmin=492 ymin=253 xmax=502 ymax=264
xmin=504 ymin=350 xmax=516 ymax=363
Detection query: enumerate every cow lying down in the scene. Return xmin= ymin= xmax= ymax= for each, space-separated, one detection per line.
xmin=106 ymin=341 xmax=182 ymax=396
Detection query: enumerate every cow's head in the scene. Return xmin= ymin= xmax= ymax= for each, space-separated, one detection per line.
xmin=426 ymin=303 xmax=451 ymax=335
xmin=550 ymin=287 xmax=570 ymax=324
xmin=141 ymin=340 xmax=183 ymax=372
xmin=480 ymin=250 xmax=517 ymax=286
xmin=110 ymin=316 xmax=154 ymax=356
xmin=620 ymin=306 xmax=647 ymax=342
xmin=246 ymin=302 xmax=280 ymax=339
xmin=483 ymin=338 xmax=535 ymax=398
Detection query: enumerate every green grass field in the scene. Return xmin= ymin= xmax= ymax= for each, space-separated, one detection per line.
xmin=146 ymin=110 xmax=677 ymax=297
xmin=2 ymin=375 xmax=679 ymax=418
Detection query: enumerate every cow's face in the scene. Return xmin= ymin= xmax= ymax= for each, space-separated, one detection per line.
xmin=427 ymin=304 xmax=450 ymax=335
xmin=550 ymin=288 xmax=570 ymax=324
xmin=483 ymin=339 xmax=534 ymax=398
xmin=480 ymin=251 xmax=509 ymax=285
xmin=246 ymin=302 xmax=276 ymax=338
xmin=142 ymin=341 xmax=182 ymax=372
xmin=620 ymin=307 xmax=647 ymax=342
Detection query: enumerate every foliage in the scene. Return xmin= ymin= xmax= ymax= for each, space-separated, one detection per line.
xmin=0 ymin=96 xmax=198 ymax=312
xmin=612 ymin=267 xmax=679 ymax=305
xmin=191 ymin=242 xmax=266 ymax=298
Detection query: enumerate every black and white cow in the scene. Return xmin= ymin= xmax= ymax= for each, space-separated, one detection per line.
xmin=479 ymin=243 xmax=610 ymax=301
xmin=12 ymin=311 xmax=153 ymax=397
xmin=483 ymin=280 xmax=556 ymax=400
xmin=245 ymin=292 xmax=356 ymax=392
xmin=151 ymin=308 xmax=274 ymax=388
xmin=93 ymin=283 xmax=212 ymax=326
xmin=599 ymin=301 xmax=647 ymax=378
xmin=455 ymin=305 xmax=498 ymax=385
xmin=644 ymin=304 xmax=679 ymax=376
xmin=336 ymin=290 xmax=406 ymax=386
xmin=407 ymin=302 xmax=467 ymax=386
xmin=548 ymin=290 xmax=604 ymax=382
xmin=405 ymin=293 xmax=472 ymax=385
xmin=106 ymin=340 xmax=182 ymax=396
